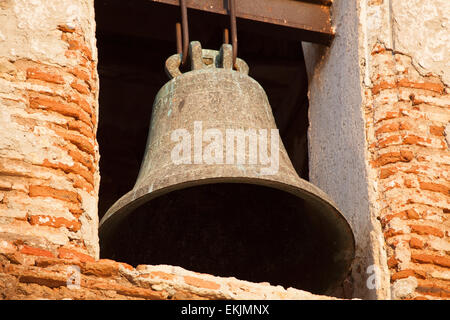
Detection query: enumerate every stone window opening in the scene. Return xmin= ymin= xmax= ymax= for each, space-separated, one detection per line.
xmin=95 ymin=0 xmax=317 ymax=293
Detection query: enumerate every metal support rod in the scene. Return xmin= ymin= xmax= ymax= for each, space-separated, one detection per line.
xmin=229 ymin=0 xmax=237 ymax=68
xmin=180 ymin=0 xmax=189 ymax=65
xmin=176 ymin=22 xmax=182 ymax=54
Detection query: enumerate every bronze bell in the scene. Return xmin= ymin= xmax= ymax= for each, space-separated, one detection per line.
xmin=99 ymin=41 xmax=355 ymax=294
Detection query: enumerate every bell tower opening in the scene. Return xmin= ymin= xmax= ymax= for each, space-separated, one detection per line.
xmin=94 ymin=0 xmax=350 ymax=295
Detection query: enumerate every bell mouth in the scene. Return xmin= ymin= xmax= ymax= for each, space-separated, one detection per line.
xmin=99 ymin=180 xmax=355 ymax=294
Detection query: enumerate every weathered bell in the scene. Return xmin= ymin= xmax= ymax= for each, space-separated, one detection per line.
xmin=99 ymin=42 xmax=355 ymax=294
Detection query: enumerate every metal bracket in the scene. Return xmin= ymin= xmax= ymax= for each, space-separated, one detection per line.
xmin=149 ymin=0 xmax=334 ymax=45
xmin=165 ymin=41 xmax=249 ymax=79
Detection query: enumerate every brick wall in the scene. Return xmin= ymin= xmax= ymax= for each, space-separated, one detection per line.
xmin=365 ymin=45 xmax=450 ymax=299
xmin=303 ymin=0 xmax=449 ymax=299
xmin=0 ymin=245 xmax=340 ymax=300
xmin=0 ymin=1 xmax=99 ymax=260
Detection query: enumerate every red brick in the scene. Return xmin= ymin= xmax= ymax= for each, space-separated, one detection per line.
xmin=29 ymin=96 xmax=92 ymax=127
xmin=71 ymin=174 xmax=94 ymax=194
xmin=50 ymin=126 xmax=95 ymax=156
xmin=409 ymin=237 xmax=424 ymax=249
xmin=42 ymin=159 xmax=94 ymax=187
xmin=433 ymin=256 xmax=450 ymax=268
xmin=19 ymin=273 xmax=67 ymax=288
xmin=380 ymin=167 xmax=397 ymax=179
xmin=387 ymin=256 xmax=399 ymax=268
xmin=397 ymin=79 xmax=444 ymax=94
xmin=406 ymin=209 xmax=421 ymax=220
xmin=67 ymin=39 xmax=82 ymax=50
xmin=69 ymin=206 xmax=84 ymax=217
xmin=29 ymin=215 xmax=81 ymax=232
xmin=416 ymin=283 xmax=450 ymax=298
xmin=391 ymin=269 xmax=425 ymax=281
xmin=82 ymin=260 xmax=118 ymax=277
xmin=372 ymin=81 xmax=397 ymax=95
xmin=26 ymin=68 xmax=64 ymax=84
xmin=29 ymin=185 xmax=79 ymax=203
xmin=402 ymin=135 xmax=432 ymax=146
xmin=429 ymin=126 xmax=445 ymax=136
xmin=412 ymin=254 xmax=450 ymax=268
xmin=399 ymin=121 xmax=413 ymax=131
xmin=378 ymin=135 xmax=401 ymax=148
xmin=375 ymin=122 xmax=400 ymax=135
xmin=58 ymin=248 xmax=94 ymax=262
xmin=184 ymin=276 xmax=220 ymax=290
xmin=20 ymin=245 xmax=54 ymax=258
xmin=419 ymin=181 xmax=450 ymax=196
xmin=142 ymin=271 xmax=175 ymax=281
xmin=372 ymin=150 xmax=414 ymax=167
xmin=67 ymin=94 xmax=93 ymax=117
xmin=381 ymin=211 xmax=408 ymax=227
xmin=67 ymin=120 xmax=95 ymax=140
xmin=71 ymin=81 xmax=90 ymax=95
xmin=410 ymin=225 xmax=444 ymax=238
xmin=67 ymin=148 xmax=94 ymax=173
xmin=58 ymin=24 xmax=76 ymax=33
xmin=384 ymin=228 xmax=404 ymax=239
xmin=80 ymin=45 xmax=93 ymax=61
xmin=69 ymin=67 xmax=91 ymax=83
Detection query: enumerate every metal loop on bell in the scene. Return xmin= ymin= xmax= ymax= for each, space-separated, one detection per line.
xmin=165 ymin=41 xmax=249 ymax=79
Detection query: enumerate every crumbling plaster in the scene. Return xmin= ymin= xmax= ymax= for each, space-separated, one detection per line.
xmin=0 ymin=0 xmax=97 ymax=68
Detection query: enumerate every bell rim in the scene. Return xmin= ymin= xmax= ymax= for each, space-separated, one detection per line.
xmin=99 ymin=175 xmax=355 ymax=290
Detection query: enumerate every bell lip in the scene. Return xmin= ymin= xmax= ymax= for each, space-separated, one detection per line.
xmin=99 ymin=177 xmax=355 ymax=288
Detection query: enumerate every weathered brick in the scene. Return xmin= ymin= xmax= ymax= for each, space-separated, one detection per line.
xmin=429 ymin=125 xmax=445 ymax=136
xmin=58 ymin=248 xmax=94 ymax=263
xmin=410 ymin=225 xmax=444 ymax=238
xmin=41 ymin=159 xmax=94 ymax=187
xmin=397 ymin=79 xmax=444 ymax=94
xmin=411 ymin=254 xmax=450 ymax=268
xmin=81 ymin=260 xmax=118 ymax=277
xmin=375 ymin=122 xmax=400 ymax=135
xmin=380 ymin=167 xmax=397 ymax=179
xmin=372 ymin=150 xmax=414 ymax=167
xmin=384 ymin=228 xmax=404 ymax=239
xmin=419 ymin=181 xmax=450 ymax=196
xmin=30 ymin=96 xmax=92 ymax=126
xmin=391 ymin=269 xmax=426 ymax=281
xmin=26 ymin=68 xmax=64 ymax=84
xmin=143 ymin=271 xmax=175 ymax=281
xmin=71 ymin=81 xmax=90 ymax=95
xmin=184 ymin=276 xmax=221 ymax=290
xmin=416 ymin=282 xmax=450 ymax=298
xmin=29 ymin=215 xmax=81 ymax=232
xmin=20 ymin=245 xmax=54 ymax=258
xmin=51 ymin=126 xmax=95 ymax=156
xmin=406 ymin=209 xmax=421 ymax=220
xmin=69 ymin=67 xmax=91 ymax=83
xmin=67 ymin=94 xmax=93 ymax=117
xmin=409 ymin=237 xmax=424 ymax=249
xmin=29 ymin=185 xmax=79 ymax=204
